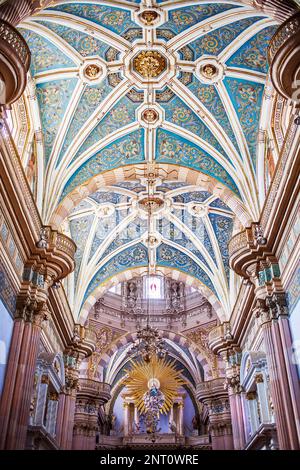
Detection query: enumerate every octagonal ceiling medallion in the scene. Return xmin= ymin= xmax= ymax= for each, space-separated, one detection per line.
xmin=123 ymin=43 xmax=176 ymax=89
xmin=133 ymin=50 xmax=167 ymax=79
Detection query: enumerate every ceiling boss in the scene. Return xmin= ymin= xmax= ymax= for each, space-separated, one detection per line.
xmin=133 ymin=51 xmax=167 ymax=79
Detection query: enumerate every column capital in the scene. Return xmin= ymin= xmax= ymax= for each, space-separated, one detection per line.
xmin=246 ymin=391 xmax=257 ymax=400
xmin=255 ymin=373 xmax=264 ymax=384
xmin=226 ymin=375 xmax=243 ymax=395
xmin=15 ymin=297 xmax=49 ymax=327
xmin=64 ymin=376 xmax=79 ymax=395
xmin=253 ymin=294 xmax=289 ymax=326
xmin=265 ymin=292 xmax=289 ymax=319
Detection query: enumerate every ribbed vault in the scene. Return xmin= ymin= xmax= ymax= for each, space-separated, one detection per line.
xmin=19 ymin=0 xmax=279 ymax=320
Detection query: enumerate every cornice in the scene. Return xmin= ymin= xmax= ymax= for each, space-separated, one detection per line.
xmin=0 ymin=118 xmax=76 ymax=281
xmin=228 ymin=117 xmax=300 ymax=278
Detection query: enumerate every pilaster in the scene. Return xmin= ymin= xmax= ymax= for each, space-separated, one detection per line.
xmin=255 ymin=295 xmax=300 ymax=449
xmin=0 ymin=297 xmax=49 ymax=449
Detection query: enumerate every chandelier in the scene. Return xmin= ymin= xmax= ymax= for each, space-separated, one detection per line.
xmin=128 ymin=324 xmax=166 ymax=363
xmin=127 ymin=155 xmax=167 ymax=363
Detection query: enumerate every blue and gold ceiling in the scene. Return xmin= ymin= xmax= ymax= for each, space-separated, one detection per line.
xmin=19 ymin=1 xmax=278 ymax=320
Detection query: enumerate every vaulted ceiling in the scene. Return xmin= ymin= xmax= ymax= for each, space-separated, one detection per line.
xmin=19 ymin=1 xmax=278 ymax=322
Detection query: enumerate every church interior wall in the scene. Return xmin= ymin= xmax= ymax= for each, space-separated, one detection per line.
xmin=0 ymin=0 xmax=300 ymax=452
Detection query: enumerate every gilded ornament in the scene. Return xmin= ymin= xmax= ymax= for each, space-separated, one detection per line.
xmin=142 ymin=108 xmax=159 ymax=124
xmin=139 ymin=196 xmax=164 ymax=213
xmin=139 ymin=10 xmax=159 ymax=25
xmin=41 ymin=374 xmax=49 ymax=384
xmin=122 ymin=356 xmax=185 ymax=415
xmin=84 ymin=64 xmax=102 ymax=80
xmin=133 ymin=51 xmax=166 ymax=78
xmin=201 ymin=64 xmax=217 ymax=79
xmin=255 ymin=373 xmax=264 ymax=383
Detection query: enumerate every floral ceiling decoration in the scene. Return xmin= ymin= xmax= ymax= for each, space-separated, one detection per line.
xmin=19 ymin=0 xmax=278 ymax=322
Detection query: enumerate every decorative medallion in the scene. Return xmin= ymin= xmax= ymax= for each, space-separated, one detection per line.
xmin=80 ymin=58 xmax=106 ymax=84
xmin=133 ymin=51 xmax=167 ymax=79
xmin=138 ymin=104 xmax=164 ymax=129
xmin=142 ymin=108 xmax=159 ymax=124
xmin=143 ymin=233 xmax=161 ymax=249
xmin=140 ymin=10 xmax=159 ymax=26
xmin=201 ymin=63 xmax=217 ymax=79
xmin=188 ymin=202 xmax=208 ymax=218
xmin=84 ymin=64 xmax=102 ymax=80
xmin=139 ymin=196 xmax=164 ymax=213
xmin=133 ymin=7 xmax=167 ymax=29
xmin=195 ymin=57 xmax=225 ymax=84
xmin=96 ymin=204 xmax=115 ymax=218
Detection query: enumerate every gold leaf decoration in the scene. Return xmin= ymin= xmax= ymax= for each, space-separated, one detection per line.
xmin=122 ymin=356 xmax=185 ymax=415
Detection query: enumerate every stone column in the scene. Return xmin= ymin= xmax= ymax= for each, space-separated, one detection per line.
xmin=255 ymin=373 xmax=271 ymax=423
xmin=57 ymin=326 xmax=97 ymax=449
xmin=227 ymin=376 xmax=246 ymax=450
xmin=123 ymin=402 xmax=130 ymax=437
xmin=72 ymin=379 xmax=111 ymax=450
xmin=196 ymin=378 xmax=234 ymax=450
xmin=56 ymin=348 xmax=81 ymax=450
xmin=245 ymin=392 xmax=260 ymax=435
xmin=46 ymin=392 xmax=59 ymax=437
xmin=56 ymin=379 xmax=77 ymax=450
xmin=178 ymin=402 xmax=184 ymax=436
xmin=0 ymin=300 xmax=48 ymax=450
xmin=33 ymin=373 xmax=50 ymax=427
xmin=257 ymin=294 xmax=300 ymax=449
xmin=134 ymin=405 xmax=139 ymax=432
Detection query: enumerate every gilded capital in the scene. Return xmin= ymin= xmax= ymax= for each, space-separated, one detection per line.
xmin=246 ymin=391 xmax=257 ymax=400
xmin=255 ymin=373 xmax=264 ymax=384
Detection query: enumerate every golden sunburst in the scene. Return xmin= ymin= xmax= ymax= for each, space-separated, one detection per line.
xmin=122 ymin=356 xmax=185 ymax=415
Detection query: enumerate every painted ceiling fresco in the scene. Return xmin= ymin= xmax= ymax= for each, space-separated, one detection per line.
xmin=19 ymin=1 xmax=278 ymax=321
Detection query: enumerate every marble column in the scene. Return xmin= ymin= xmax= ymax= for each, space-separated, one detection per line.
xmin=134 ymin=405 xmax=139 ymax=433
xmin=258 ymin=294 xmax=300 ymax=449
xmin=178 ymin=402 xmax=184 ymax=436
xmin=56 ymin=379 xmax=77 ymax=450
xmin=0 ymin=301 xmax=48 ymax=449
xmin=245 ymin=392 xmax=260 ymax=435
xmin=209 ymin=420 xmax=233 ymax=450
xmin=72 ymin=379 xmax=111 ymax=450
xmin=255 ymin=373 xmax=271 ymax=423
xmin=123 ymin=402 xmax=129 ymax=437
xmin=197 ymin=378 xmax=234 ymax=450
xmin=227 ymin=377 xmax=246 ymax=450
